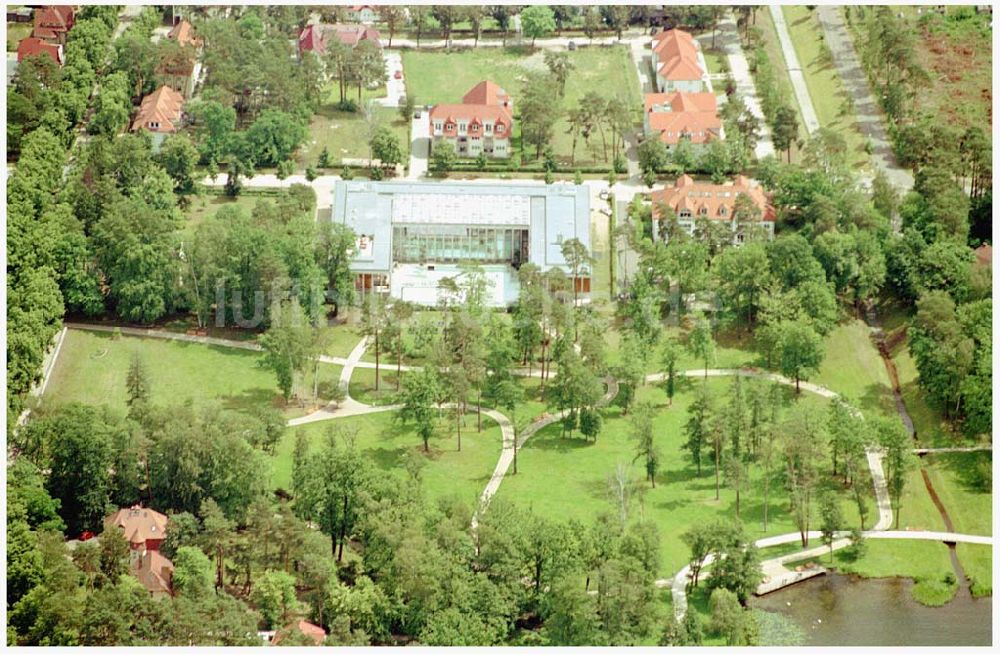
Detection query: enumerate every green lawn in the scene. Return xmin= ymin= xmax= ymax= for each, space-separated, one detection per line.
xmin=270 ymin=410 xmax=503 ymax=508
xmin=603 ymin=323 xmax=759 ymax=375
xmin=300 ymin=103 xmax=410 ymax=169
xmin=701 ymin=47 xmax=728 ymax=76
xmin=956 ymin=543 xmax=992 ymax=597
xmin=7 ymin=22 xmax=31 ymax=51
xmin=401 ymin=45 xmax=641 ymax=167
xmin=812 ymin=319 xmax=896 ymax=420
xmin=179 ymin=194 xmax=259 ymax=240
xmin=782 ymin=6 xmax=870 ymax=171
xmin=493 ymin=378 xmax=870 ymax=575
xmin=41 ymin=329 xmax=342 ymax=417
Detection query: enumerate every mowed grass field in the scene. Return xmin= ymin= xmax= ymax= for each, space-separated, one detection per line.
xmin=494 ymin=378 xmax=875 ymax=575
xmin=401 ymin=45 xmax=641 ymax=166
xmin=41 ymin=329 xmax=345 ymax=417
xmin=782 ymin=6 xmax=871 ymax=171
xmin=300 ymin=104 xmax=410 ymax=169
xmin=270 ymin=410 xmax=503 ymax=507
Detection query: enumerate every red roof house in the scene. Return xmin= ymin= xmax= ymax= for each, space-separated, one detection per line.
xmin=17 ymin=37 xmax=63 ymax=65
xmin=429 ymin=80 xmax=514 ymax=158
xmin=104 ymin=504 xmax=169 ymax=551
xmin=32 ymin=5 xmax=75 ymax=44
xmin=272 ymin=620 xmax=327 ymax=646
xmin=974 ymin=243 xmax=992 ymax=267
xmin=644 ymin=92 xmax=721 ymax=145
xmin=652 ymin=174 xmax=776 ymax=243
xmin=462 ymin=79 xmax=513 ymax=113
xmin=298 ymin=23 xmax=381 ymax=56
xmin=652 ymin=29 xmax=705 ymax=92
xmin=167 ymin=19 xmax=202 ymax=49
xmin=133 ymin=550 xmax=175 ymax=598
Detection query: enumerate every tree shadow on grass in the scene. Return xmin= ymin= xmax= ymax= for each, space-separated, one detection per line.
xmin=936 ymin=451 xmax=992 ymax=495
xmin=221 ymin=387 xmax=282 ymax=413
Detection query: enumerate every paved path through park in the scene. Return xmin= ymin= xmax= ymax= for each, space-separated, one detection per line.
xmin=705 ymin=11 xmax=776 ymax=159
xmin=769 ymin=5 xmax=821 ymax=135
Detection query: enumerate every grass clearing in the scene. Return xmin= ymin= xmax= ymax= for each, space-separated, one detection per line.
xmin=782 ymin=6 xmax=871 ymax=171
xmin=494 ymin=377 xmax=870 ymax=575
xmin=821 ymin=539 xmax=958 ymax=606
xmin=956 ymin=543 xmax=992 ymax=597
xmin=7 ymin=22 xmax=31 ymax=51
xmin=300 ymin=103 xmax=409 ymax=169
xmin=179 ymin=194 xmax=259 ymax=239
xmin=41 ymin=329 xmax=341 ymax=417
xmin=271 ymin=410 xmax=503 ymax=507
xmin=401 ymin=45 xmax=641 ymax=167
xmin=813 ymin=319 xmax=895 ymax=420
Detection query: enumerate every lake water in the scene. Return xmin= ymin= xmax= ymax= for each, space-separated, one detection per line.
xmin=752 ymin=573 xmax=992 ymax=646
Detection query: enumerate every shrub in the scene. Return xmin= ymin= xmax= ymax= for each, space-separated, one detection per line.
xmin=336 ymin=99 xmax=358 ymax=112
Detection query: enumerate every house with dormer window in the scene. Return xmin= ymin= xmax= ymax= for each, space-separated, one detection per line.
xmin=429 ymin=80 xmax=514 ymax=159
xmin=651 ymin=175 xmax=776 ymax=245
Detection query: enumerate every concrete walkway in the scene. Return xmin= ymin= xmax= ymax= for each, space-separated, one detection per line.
xmin=15 ymin=326 xmax=68 ymax=428
xmin=815 ymin=6 xmax=914 ymax=192
xmin=769 ymin=5 xmax=820 ymax=135
xmin=714 ymin=11 xmax=775 ymax=159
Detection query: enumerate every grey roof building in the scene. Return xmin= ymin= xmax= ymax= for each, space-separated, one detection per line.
xmin=330 ymin=180 xmax=592 ymax=307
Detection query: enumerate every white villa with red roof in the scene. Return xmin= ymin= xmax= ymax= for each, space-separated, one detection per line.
xmin=652 ymin=29 xmax=707 ymax=93
xmin=430 ymin=80 xmax=514 ymax=159
xmin=651 ymin=175 xmax=775 ymax=245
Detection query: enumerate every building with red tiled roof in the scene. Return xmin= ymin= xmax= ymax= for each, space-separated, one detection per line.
xmin=133 ymin=550 xmax=174 ymax=599
xmin=16 ymin=37 xmax=63 ymax=65
xmin=298 ymin=23 xmax=381 ymax=56
xmin=272 ymin=620 xmax=327 ymax=646
xmin=644 ymin=92 xmax=722 ymax=146
xmin=167 ymin=19 xmax=202 ymax=49
xmin=462 ymin=80 xmax=513 ymax=113
xmin=652 ymin=29 xmax=706 ymax=93
xmin=31 ymin=5 xmax=74 ymax=44
xmin=974 ymin=243 xmax=992 ymax=267
xmin=651 ymin=174 xmax=775 ymax=245
xmin=430 ymin=80 xmax=514 ymax=159
xmin=104 ymin=506 xmax=175 ymax=597
xmin=131 ymin=86 xmax=185 ymax=138
xmin=104 ymin=504 xmax=169 ymax=552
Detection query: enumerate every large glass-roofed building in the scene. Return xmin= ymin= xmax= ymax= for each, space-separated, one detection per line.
xmin=330 ymin=180 xmax=592 ymax=307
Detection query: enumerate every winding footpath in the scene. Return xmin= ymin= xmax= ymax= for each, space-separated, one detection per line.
xmin=58 ymin=324 xmax=992 ymax=616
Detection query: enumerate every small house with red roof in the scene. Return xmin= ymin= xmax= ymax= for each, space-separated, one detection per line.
xmin=430 ymin=80 xmax=514 ymax=159
xmin=104 ymin=504 xmax=169 ymax=553
xmin=298 ymin=23 xmax=381 ymax=57
xmin=31 ymin=5 xmax=74 ymax=44
xmin=644 ymin=91 xmax=722 ymax=147
xmin=104 ymin=505 xmax=175 ymax=598
xmin=651 ymin=29 xmax=707 ymax=93
xmin=17 ymin=37 xmax=63 ymax=65
xmin=272 ymin=620 xmax=327 ymax=646
xmin=651 ymin=175 xmax=775 ymax=245
xmin=130 ymin=85 xmax=186 ymax=148
xmin=167 ymin=19 xmax=202 ymax=49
